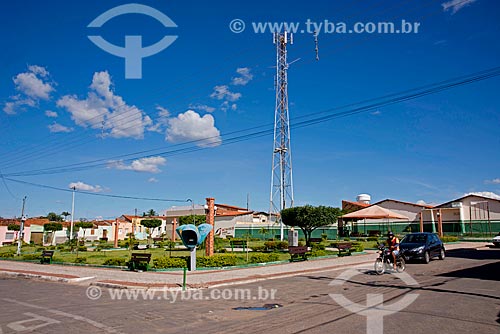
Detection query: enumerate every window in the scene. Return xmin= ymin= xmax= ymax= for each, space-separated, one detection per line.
xmin=5 ymin=232 xmax=14 ymax=240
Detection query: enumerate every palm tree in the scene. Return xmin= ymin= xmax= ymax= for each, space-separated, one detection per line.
xmin=144 ymin=209 xmax=157 ymax=217
xmin=61 ymin=211 xmax=71 ymax=222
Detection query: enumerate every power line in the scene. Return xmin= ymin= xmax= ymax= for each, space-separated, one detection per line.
xmin=2 ymin=176 xmax=189 ymax=203
xmin=0 ymin=0 xmax=442 ymax=171
xmin=3 ymin=65 xmax=500 ymax=178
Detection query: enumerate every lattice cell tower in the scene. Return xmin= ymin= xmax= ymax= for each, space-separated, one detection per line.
xmin=270 ymin=31 xmax=294 ymax=240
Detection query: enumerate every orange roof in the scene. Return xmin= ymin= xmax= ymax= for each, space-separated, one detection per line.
xmin=342 ymin=200 xmax=371 ymax=208
xmin=216 ymin=210 xmax=253 ymax=217
xmin=342 ymin=205 xmax=409 ymax=220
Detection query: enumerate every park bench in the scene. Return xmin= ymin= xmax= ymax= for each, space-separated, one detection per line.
xmin=2 ymin=241 xmax=13 ymax=246
xmin=309 ymin=238 xmax=323 ymax=243
xmin=289 ymin=246 xmax=308 ymax=262
xmin=368 ymin=230 xmax=381 ymax=237
xmin=127 ymin=253 xmax=152 ymax=271
xmin=230 ymin=240 xmax=248 ymax=252
xmin=40 ymin=250 xmax=55 ymax=264
xmin=153 ymin=237 xmax=164 ymax=244
xmin=336 ymin=242 xmax=352 ymax=257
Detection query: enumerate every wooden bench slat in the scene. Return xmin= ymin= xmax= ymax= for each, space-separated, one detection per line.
xmin=288 ymin=246 xmax=308 ymax=262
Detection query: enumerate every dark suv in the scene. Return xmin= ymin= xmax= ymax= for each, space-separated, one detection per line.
xmin=399 ymin=232 xmax=445 ymax=264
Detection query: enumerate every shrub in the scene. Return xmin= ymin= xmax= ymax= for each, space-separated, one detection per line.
xmin=78 ymin=246 xmax=87 ymax=252
xmin=249 ymin=253 xmax=280 ymax=264
xmin=264 ymin=241 xmax=288 ymax=251
xmin=343 ymin=238 xmax=351 ymax=241
xmin=357 ymin=238 xmax=367 ymax=242
xmin=103 ymin=258 xmax=127 ymax=266
xmin=74 ymin=257 xmax=87 ymax=264
xmin=351 ymin=242 xmax=364 ymax=252
xmin=276 ymin=241 xmax=288 ymax=250
xmin=1 ymin=251 xmax=16 ymax=258
xmin=197 ymin=254 xmax=238 ymax=267
xmin=298 ymin=241 xmax=305 ymax=247
xmin=251 ymin=245 xmax=266 ymax=252
xmin=367 ymin=237 xmax=378 ymax=242
xmin=440 ymin=236 xmax=459 ymax=243
xmin=152 ymin=257 xmax=188 ymax=269
xmin=36 ymin=247 xmax=45 ymax=252
xmin=321 ymin=233 xmax=328 ymax=240
xmin=311 ymin=243 xmax=325 ymax=251
xmin=22 ymin=254 xmax=40 ymax=261
xmin=310 ymin=250 xmax=327 ymax=257
xmin=56 ymin=244 xmax=66 ymax=251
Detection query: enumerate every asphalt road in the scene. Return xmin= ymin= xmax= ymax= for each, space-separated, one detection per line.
xmin=0 ymin=247 xmax=499 ymax=334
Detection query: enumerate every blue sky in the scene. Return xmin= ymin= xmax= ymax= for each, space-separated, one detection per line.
xmin=1 ymin=0 xmax=499 ymax=219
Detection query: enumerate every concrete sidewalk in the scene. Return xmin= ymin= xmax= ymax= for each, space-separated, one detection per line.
xmin=0 ymin=242 xmax=484 ymax=289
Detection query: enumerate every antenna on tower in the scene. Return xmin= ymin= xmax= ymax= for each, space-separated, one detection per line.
xmin=269 ymin=31 xmax=294 ymax=241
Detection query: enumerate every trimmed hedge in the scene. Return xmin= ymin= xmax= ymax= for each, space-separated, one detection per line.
xmin=264 ymin=241 xmax=288 ymax=251
xmin=22 ymin=254 xmax=40 ymax=261
xmin=103 ymin=258 xmax=127 ymax=266
xmin=74 ymin=257 xmax=87 ymax=264
xmin=152 ymin=257 xmax=187 ymax=269
xmin=440 ymin=236 xmax=459 ymax=243
xmin=197 ymin=254 xmax=239 ymax=267
xmin=249 ymin=253 xmax=280 ymax=264
xmin=0 ymin=251 xmax=15 ymax=258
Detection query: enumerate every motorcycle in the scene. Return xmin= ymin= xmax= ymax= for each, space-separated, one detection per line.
xmin=374 ymin=243 xmax=406 ymax=274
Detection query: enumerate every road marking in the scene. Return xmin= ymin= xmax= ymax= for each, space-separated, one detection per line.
xmin=3 ymin=298 xmax=125 ymax=334
xmin=7 ymin=312 xmax=60 ymax=332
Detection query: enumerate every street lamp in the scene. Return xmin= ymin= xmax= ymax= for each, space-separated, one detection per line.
xmin=70 ymin=186 xmax=76 ymax=240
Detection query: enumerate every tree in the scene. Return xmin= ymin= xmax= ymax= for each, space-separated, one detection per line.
xmin=44 ymin=222 xmax=63 ymax=244
xmin=61 ymin=211 xmax=71 ymax=221
xmin=47 ymin=212 xmax=63 ymax=222
xmin=7 ymin=224 xmax=20 ymax=231
xmin=75 ymin=221 xmax=94 ymax=240
xmin=179 ymin=215 xmax=206 ymax=226
xmin=143 ymin=209 xmax=157 ymax=217
xmin=281 ymin=205 xmax=342 ymax=246
xmin=141 ymin=219 xmax=162 ymax=244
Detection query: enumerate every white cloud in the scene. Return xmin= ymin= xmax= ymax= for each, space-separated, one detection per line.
xmin=45 ymin=110 xmax=58 ymax=118
xmin=231 ymin=67 xmax=253 ymax=86
xmin=48 ymin=122 xmax=74 ymax=133
xmin=108 ymin=156 xmax=167 ymax=173
xmin=13 ymin=68 xmax=54 ymax=100
xmin=57 ymin=71 xmax=152 ymax=139
xmin=4 ymin=66 xmax=54 ymax=114
xmin=466 ymin=191 xmax=500 ymax=200
xmin=442 ymin=0 xmax=477 ymax=14
xmin=3 ymin=97 xmax=36 ymax=115
xmin=188 ymin=103 xmax=216 ymax=113
xmin=485 ymin=178 xmax=500 ymax=185
xmin=147 ymin=106 xmax=171 ymax=133
xmin=220 ymin=101 xmax=237 ymax=112
xmin=166 ymin=110 xmax=221 ymax=147
xmin=148 ymin=177 xmax=159 ymax=183
xmin=416 ymin=200 xmax=427 ymax=205
xmin=69 ymin=181 xmax=103 ymax=193
xmin=210 ymin=85 xmax=241 ymax=102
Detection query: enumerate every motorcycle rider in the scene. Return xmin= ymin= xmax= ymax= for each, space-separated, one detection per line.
xmin=386 ymin=231 xmax=400 ymax=269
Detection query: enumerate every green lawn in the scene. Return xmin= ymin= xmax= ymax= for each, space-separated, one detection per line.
xmin=0 ymin=239 xmax=362 ymax=267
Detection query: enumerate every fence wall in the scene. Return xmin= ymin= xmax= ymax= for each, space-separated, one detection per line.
xmin=234 ymin=226 xmax=338 ymax=240
xmin=350 ymin=220 xmax=500 ymax=237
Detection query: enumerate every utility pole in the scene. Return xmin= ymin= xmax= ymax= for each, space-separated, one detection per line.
xmin=16 ymin=196 xmax=27 ymax=256
xmin=270 ymin=31 xmax=294 ymax=241
xmin=70 ymin=186 xmax=76 ymax=240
